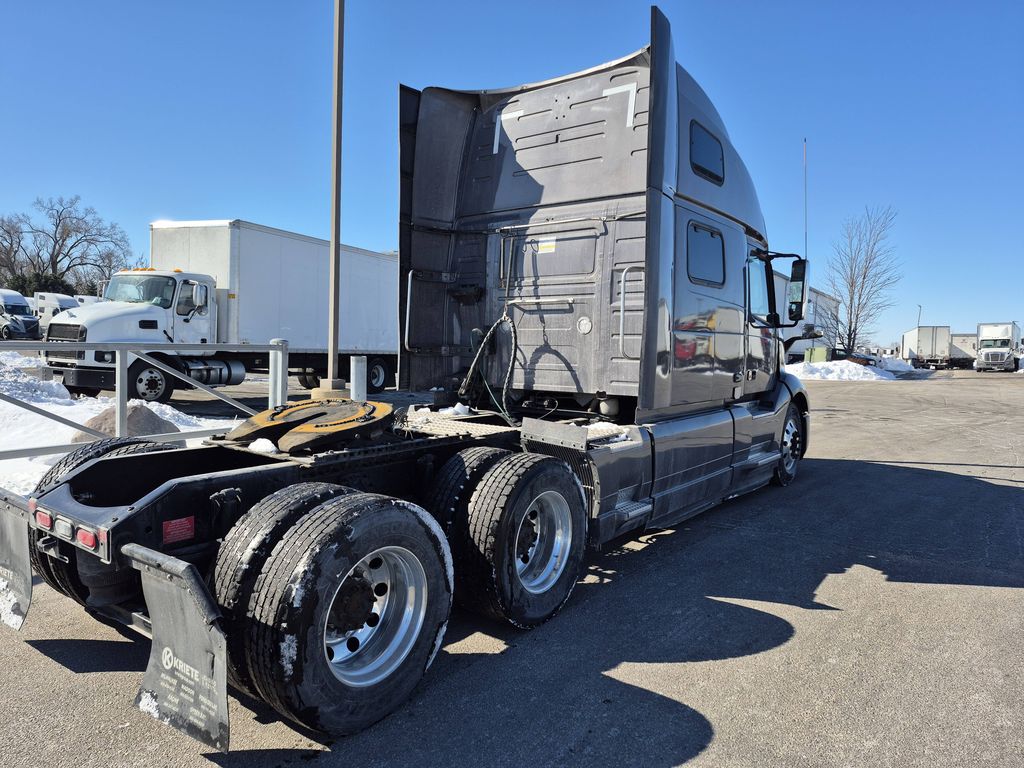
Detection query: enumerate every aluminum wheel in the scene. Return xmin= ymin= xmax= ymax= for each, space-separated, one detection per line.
xmin=368 ymin=361 xmax=387 ymax=390
xmin=780 ymin=415 xmax=801 ymax=474
xmin=514 ymin=490 xmax=573 ymax=595
xmin=134 ymin=366 xmax=167 ymax=401
xmin=323 ymin=546 xmax=428 ymax=688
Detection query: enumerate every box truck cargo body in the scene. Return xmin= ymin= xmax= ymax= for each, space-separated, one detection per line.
xmin=44 ymin=220 xmax=398 ymax=400
xmin=975 ymin=321 xmax=1021 ymax=371
xmin=949 ymin=332 xmax=977 ymax=369
xmin=901 ymin=325 xmax=951 ymax=368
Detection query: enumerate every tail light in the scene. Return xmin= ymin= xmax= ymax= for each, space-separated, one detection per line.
xmin=35 ymin=510 xmax=53 ymax=530
xmin=76 ymin=528 xmax=98 ymax=550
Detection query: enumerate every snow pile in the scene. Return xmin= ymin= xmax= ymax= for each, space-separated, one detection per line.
xmin=785 ymin=360 xmax=896 ymax=381
xmin=878 ymin=356 xmax=914 ymax=373
xmin=0 ymin=354 xmax=236 ymax=496
xmin=0 ymin=351 xmax=45 ymax=369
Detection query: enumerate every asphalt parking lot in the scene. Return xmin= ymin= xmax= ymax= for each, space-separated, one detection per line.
xmin=2 ymin=370 xmax=1021 ymax=767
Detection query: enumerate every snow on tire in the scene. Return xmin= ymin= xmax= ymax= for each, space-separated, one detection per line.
xmin=212 ymin=481 xmax=355 ymax=695
xmin=244 ymin=492 xmax=453 ymax=735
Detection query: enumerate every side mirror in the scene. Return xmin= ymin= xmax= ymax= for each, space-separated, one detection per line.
xmin=786 ymin=259 xmax=808 ymax=322
xmin=192 ymin=283 xmax=208 ymax=309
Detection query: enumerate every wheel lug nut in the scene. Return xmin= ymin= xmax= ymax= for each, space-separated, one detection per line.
xmin=374 ymin=582 xmax=388 ymax=597
xmin=366 ymin=613 xmax=380 ymax=628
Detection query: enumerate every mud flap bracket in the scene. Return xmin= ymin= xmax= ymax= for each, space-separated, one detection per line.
xmin=122 ymin=543 xmax=230 ymax=753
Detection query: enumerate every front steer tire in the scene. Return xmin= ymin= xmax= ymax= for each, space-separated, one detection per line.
xmin=455 ymin=453 xmax=587 ymax=629
xmin=772 ymin=404 xmax=804 ymax=487
xmin=212 ymin=482 xmax=355 ymax=695
xmin=244 ymin=493 xmax=453 ymax=735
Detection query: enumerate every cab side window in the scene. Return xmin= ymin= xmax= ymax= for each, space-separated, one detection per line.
xmin=176 ymin=287 xmax=196 ymax=316
xmin=687 ymin=222 xmax=725 ymax=287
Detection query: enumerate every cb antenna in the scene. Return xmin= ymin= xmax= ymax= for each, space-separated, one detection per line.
xmin=803 ymin=137 xmax=808 ymax=259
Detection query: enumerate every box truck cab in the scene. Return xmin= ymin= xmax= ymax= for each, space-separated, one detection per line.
xmin=44 ymin=221 xmax=399 ymax=400
xmin=975 ymin=322 xmax=1021 ymax=371
xmin=33 ymin=292 xmax=80 ymax=331
xmin=0 ymin=288 xmax=41 ymax=340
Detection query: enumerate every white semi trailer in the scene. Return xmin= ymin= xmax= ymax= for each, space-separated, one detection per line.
xmin=975 ymin=321 xmax=1021 ymax=371
xmin=901 ymin=325 xmax=951 ymax=368
xmin=44 ymin=220 xmax=398 ymax=400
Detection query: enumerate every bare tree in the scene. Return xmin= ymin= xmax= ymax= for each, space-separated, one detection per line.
xmin=0 ymin=197 xmax=134 ymax=292
xmin=0 ymin=214 xmax=28 ymax=283
xmin=824 ymin=206 xmax=902 ymax=353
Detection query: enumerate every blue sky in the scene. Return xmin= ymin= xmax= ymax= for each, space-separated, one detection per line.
xmin=2 ymin=1 xmax=1021 ymax=345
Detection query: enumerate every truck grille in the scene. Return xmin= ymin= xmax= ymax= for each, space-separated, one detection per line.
xmin=982 ymin=351 xmax=1006 ymax=363
xmin=45 ymin=323 xmax=85 ymax=361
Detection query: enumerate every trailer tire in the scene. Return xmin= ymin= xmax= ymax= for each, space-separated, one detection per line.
xmin=366 ymin=357 xmax=389 ymax=394
xmin=425 ymin=446 xmax=509 ymax=535
xmin=245 ymin=493 xmax=452 ymax=735
xmin=298 ymin=370 xmax=320 ymax=390
xmin=772 ymin=404 xmax=804 ymax=487
xmin=30 ymin=438 xmax=174 ymax=604
xmin=455 ymin=453 xmax=587 ymax=628
xmin=213 ymin=482 xmax=355 ymax=695
xmin=127 ymin=358 xmax=175 ymax=403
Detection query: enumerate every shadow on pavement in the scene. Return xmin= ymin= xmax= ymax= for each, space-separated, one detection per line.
xmin=27 ymin=458 xmax=1022 ymax=766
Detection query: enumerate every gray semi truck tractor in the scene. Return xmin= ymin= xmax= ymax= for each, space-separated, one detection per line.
xmin=0 ymin=8 xmax=809 ymax=752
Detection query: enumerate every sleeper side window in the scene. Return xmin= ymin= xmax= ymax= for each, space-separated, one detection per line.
xmin=690 ymin=121 xmax=724 ymax=185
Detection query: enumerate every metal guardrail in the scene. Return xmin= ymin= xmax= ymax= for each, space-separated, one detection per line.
xmin=0 ymin=339 xmax=289 ymax=460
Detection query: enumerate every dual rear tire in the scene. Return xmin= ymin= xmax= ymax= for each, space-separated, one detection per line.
xmin=213 ymin=485 xmax=452 ymax=735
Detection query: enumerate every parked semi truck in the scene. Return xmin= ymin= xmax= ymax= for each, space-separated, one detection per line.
xmin=0 ymin=9 xmax=810 ymax=752
xmin=901 ymin=325 xmax=951 ymax=368
xmin=949 ymin=332 xmax=977 ymax=369
xmin=0 ymin=288 xmax=41 ymax=340
xmin=43 ymin=220 xmax=398 ymax=400
xmin=974 ymin=321 xmax=1021 ymax=371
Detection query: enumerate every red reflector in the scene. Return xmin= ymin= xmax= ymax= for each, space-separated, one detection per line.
xmin=35 ymin=510 xmax=53 ymax=530
xmin=28 ymin=498 xmax=37 ymax=514
xmin=76 ymin=528 xmax=98 ymax=549
xmin=162 ymin=516 xmax=195 ymax=545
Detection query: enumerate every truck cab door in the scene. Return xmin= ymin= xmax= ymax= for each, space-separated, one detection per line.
xmin=743 ymin=251 xmax=777 ymax=398
xmin=172 ymin=280 xmax=215 ymax=345
xmin=729 ymin=250 xmax=784 ymax=482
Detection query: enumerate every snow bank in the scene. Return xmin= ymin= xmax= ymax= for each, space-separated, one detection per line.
xmin=0 ymin=354 xmax=236 ymax=496
xmin=878 ymin=356 xmax=914 ymax=373
xmin=785 ymin=360 xmax=896 ymax=381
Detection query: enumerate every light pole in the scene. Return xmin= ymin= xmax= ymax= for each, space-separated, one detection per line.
xmin=318 ymin=0 xmax=346 ymax=397
xmin=917 ymin=304 xmax=922 ymax=327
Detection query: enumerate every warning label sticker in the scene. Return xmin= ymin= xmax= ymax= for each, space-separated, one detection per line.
xmin=536 ymin=236 xmax=557 ymax=254
xmin=162 ymin=516 xmax=195 ymax=545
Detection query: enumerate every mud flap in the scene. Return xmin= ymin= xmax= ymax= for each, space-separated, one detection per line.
xmin=122 ymin=544 xmax=230 ymax=753
xmin=0 ymin=505 xmax=32 ymax=631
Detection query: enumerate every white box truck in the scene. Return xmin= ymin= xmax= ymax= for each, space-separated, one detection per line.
xmin=901 ymin=325 xmax=951 ymax=369
xmin=33 ymin=292 xmax=79 ymax=331
xmin=949 ymin=332 xmax=977 ymax=369
xmin=975 ymin=321 xmax=1021 ymax=371
xmin=44 ymin=220 xmax=398 ymax=400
